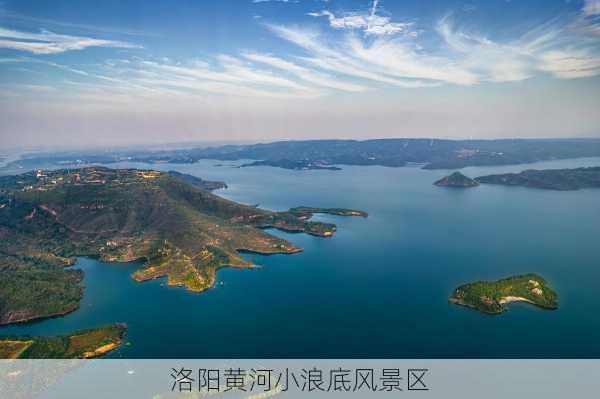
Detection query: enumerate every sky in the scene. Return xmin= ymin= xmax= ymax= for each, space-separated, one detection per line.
xmin=0 ymin=0 xmax=600 ymax=148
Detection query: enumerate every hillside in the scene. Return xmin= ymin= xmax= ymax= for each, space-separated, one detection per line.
xmin=0 ymin=167 xmax=365 ymax=324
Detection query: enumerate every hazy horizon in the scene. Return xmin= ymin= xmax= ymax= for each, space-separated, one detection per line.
xmin=1 ymin=0 xmax=600 ymax=148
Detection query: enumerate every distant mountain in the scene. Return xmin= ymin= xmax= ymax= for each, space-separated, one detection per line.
xmin=130 ymin=138 xmax=600 ymax=169
xmin=0 ymin=167 xmax=364 ymax=325
xmin=5 ymin=138 xmax=600 ymax=172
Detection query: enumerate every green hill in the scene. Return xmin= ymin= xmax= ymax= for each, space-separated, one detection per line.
xmin=0 ymin=167 xmax=364 ymax=324
xmin=434 ymin=171 xmax=479 ymax=188
xmin=449 ymin=274 xmax=558 ymax=314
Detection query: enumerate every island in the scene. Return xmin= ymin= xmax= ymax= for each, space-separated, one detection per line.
xmin=449 ymin=274 xmax=558 ymax=314
xmin=0 ymin=167 xmax=366 ymax=325
xmin=434 ymin=172 xmax=479 ymax=188
xmin=288 ymin=207 xmax=368 ymax=218
xmin=475 ymin=167 xmax=600 ymax=190
xmin=0 ymin=324 xmax=126 ymax=359
xmin=240 ymin=159 xmax=341 ymax=171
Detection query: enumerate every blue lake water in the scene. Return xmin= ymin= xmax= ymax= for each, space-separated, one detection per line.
xmin=2 ymin=158 xmax=600 ymax=358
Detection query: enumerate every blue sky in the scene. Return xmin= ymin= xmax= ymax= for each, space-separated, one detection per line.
xmin=1 ymin=0 xmax=599 ymax=147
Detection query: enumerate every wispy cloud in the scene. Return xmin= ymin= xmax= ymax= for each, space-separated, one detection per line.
xmin=242 ymin=51 xmax=368 ymax=91
xmin=0 ymin=11 xmax=158 ymax=37
xmin=4 ymin=0 xmax=600 ymax=105
xmin=266 ymin=24 xmax=437 ymax=87
xmin=308 ymin=0 xmax=415 ymax=36
xmin=268 ymin=0 xmax=600 ymax=87
xmin=0 ymin=26 xmax=141 ymax=54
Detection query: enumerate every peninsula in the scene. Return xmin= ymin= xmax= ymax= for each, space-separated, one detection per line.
xmin=0 ymin=324 xmax=126 ymax=359
xmin=449 ymin=274 xmax=558 ymax=314
xmin=475 ymin=167 xmax=600 ymax=190
xmin=0 ymin=167 xmax=365 ymax=325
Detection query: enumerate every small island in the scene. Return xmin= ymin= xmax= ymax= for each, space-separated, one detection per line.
xmin=0 ymin=324 xmax=126 ymax=359
xmin=449 ymin=274 xmax=558 ymax=314
xmin=434 ymin=171 xmax=479 ymax=188
xmin=240 ymin=159 xmax=341 ymax=171
xmin=475 ymin=167 xmax=600 ymax=190
xmin=288 ymin=207 xmax=368 ymax=218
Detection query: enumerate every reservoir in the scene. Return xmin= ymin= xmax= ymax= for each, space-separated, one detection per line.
xmin=2 ymin=157 xmax=600 ymax=358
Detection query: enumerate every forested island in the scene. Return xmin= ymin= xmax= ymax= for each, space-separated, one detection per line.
xmin=434 ymin=172 xmax=479 ymax=187
xmin=449 ymin=274 xmax=558 ymax=314
xmin=288 ymin=207 xmax=368 ymax=218
xmin=0 ymin=324 xmax=126 ymax=359
xmin=0 ymin=167 xmax=365 ymax=326
xmin=433 ymin=167 xmax=600 ymax=191
xmin=240 ymin=159 xmax=341 ymax=170
xmin=475 ymin=167 xmax=600 ymax=190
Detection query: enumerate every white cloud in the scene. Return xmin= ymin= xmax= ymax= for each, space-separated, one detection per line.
xmin=538 ymin=49 xmax=600 ymax=78
xmin=0 ymin=26 xmax=141 ymax=54
xmin=269 ymin=6 xmax=600 ymax=89
xmin=308 ymin=0 xmax=414 ymax=36
xmin=6 ymin=0 xmax=600 ymax=106
xmin=242 ymin=51 xmax=368 ymax=92
xmin=266 ymin=24 xmax=435 ymax=87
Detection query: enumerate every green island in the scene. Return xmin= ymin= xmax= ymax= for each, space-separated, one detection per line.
xmin=288 ymin=207 xmax=368 ymax=218
xmin=434 ymin=171 xmax=479 ymax=188
xmin=0 ymin=167 xmax=365 ymax=325
xmin=449 ymin=274 xmax=558 ymax=314
xmin=240 ymin=159 xmax=342 ymax=171
xmin=0 ymin=324 xmax=126 ymax=359
xmin=475 ymin=166 xmax=600 ymax=190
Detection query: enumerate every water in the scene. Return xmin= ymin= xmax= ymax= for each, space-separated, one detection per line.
xmin=2 ymin=158 xmax=600 ymax=358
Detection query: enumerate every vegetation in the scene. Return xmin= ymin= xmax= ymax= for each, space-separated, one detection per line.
xmin=288 ymin=207 xmax=368 ymax=218
xmin=0 ymin=324 xmax=126 ymax=359
xmin=475 ymin=167 xmax=600 ymax=190
xmin=0 ymin=264 xmax=83 ymax=325
xmin=240 ymin=159 xmax=342 ymax=170
xmin=434 ymin=171 xmax=479 ymax=188
xmin=0 ymin=167 xmax=365 ymax=324
xmin=5 ymin=138 xmax=600 ymax=172
xmin=166 ymin=170 xmax=227 ymax=190
xmin=449 ymin=274 xmax=558 ymax=314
